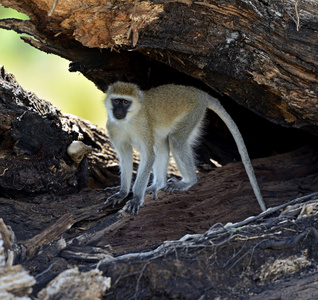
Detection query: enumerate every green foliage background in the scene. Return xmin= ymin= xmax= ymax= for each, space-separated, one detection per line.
xmin=0 ymin=6 xmax=106 ymax=127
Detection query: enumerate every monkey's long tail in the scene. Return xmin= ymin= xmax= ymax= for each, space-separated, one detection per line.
xmin=207 ymin=97 xmax=266 ymax=212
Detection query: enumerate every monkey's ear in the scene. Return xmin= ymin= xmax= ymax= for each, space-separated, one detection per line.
xmin=105 ymin=84 xmax=113 ymax=94
xmin=138 ymin=90 xmax=144 ymax=102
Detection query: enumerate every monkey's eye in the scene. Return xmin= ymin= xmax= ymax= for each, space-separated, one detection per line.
xmin=123 ymin=100 xmax=129 ymax=105
xmin=112 ymin=99 xmax=120 ymax=104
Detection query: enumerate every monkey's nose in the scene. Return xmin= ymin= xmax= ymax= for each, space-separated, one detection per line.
xmin=114 ymin=110 xmax=126 ymax=120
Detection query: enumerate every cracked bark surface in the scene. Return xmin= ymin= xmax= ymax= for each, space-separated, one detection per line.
xmin=0 ymin=0 xmax=318 ymax=130
xmin=1 ymin=0 xmax=318 ymax=298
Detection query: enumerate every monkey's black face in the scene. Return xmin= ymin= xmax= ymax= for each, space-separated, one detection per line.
xmin=111 ymin=98 xmax=132 ymax=120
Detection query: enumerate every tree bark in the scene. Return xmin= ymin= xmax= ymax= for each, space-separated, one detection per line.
xmin=1 ymin=67 xmax=318 ymax=298
xmin=0 ymin=66 xmax=121 ymax=195
xmin=0 ymin=0 xmax=318 ymax=131
xmin=1 ymin=1 xmax=318 ymax=299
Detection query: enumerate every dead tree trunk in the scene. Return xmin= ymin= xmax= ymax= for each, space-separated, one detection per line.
xmin=0 ymin=66 xmax=120 ymax=195
xmin=1 ymin=1 xmax=318 ymax=299
xmin=0 ymin=0 xmax=318 ymax=131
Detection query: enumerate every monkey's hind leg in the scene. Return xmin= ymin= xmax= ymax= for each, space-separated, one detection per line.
xmin=165 ymin=135 xmax=198 ymax=192
xmin=164 ymin=111 xmax=204 ymax=193
xmin=146 ymin=138 xmax=170 ymax=200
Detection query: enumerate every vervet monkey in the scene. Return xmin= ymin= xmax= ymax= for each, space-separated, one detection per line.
xmin=104 ymin=82 xmax=266 ymax=214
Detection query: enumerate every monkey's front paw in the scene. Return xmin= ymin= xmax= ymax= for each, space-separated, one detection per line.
xmin=125 ymin=197 xmax=143 ymax=215
xmin=104 ymin=191 xmax=128 ymax=207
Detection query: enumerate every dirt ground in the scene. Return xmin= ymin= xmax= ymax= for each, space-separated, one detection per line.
xmin=2 ymin=145 xmax=317 ymax=257
xmin=1 ymin=145 xmax=318 ymax=298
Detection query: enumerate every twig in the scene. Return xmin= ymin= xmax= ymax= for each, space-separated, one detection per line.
xmin=96 ymin=192 xmax=318 ymax=269
xmin=134 ymin=262 xmax=150 ymax=300
xmin=294 ymin=0 xmax=300 ymax=31
xmin=127 ymin=0 xmax=139 ymax=47
xmin=34 ymin=264 xmax=53 ymax=279
xmin=226 ymin=192 xmax=318 ymax=230
xmin=48 ymin=0 xmax=60 ymax=16
xmin=282 ymin=0 xmax=301 ymax=31
xmin=259 ymin=227 xmax=318 ymax=250
xmin=223 ymin=240 xmax=248 ymax=268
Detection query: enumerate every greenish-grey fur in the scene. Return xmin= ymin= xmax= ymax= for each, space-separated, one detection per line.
xmin=104 ymin=82 xmax=266 ymax=214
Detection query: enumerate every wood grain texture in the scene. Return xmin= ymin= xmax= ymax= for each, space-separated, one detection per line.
xmin=0 ymin=0 xmax=317 ymax=130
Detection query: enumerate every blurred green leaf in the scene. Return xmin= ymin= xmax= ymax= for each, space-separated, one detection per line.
xmin=0 ymin=5 xmax=106 ymax=128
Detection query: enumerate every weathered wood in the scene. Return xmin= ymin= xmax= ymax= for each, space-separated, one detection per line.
xmin=22 ymin=213 xmax=75 ymax=259
xmin=0 ymin=66 xmax=120 ymax=196
xmin=0 ymin=233 xmax=35 ymax=299
xmin=0 ymin=218 xmax=15 ymax=258
xmin=0 ymin=0 xmax=318 ymax=130
xmin=37 ymin=267 xmax=111 ymax=300
xmin=250 ymin=273 xmax=318 ymax=300
xmin=96 ymin=194 xmax=318 ymax=299
xmin=60 ymin=245 xmax=113 ymax=262
xmin=3 ymin=194 xmax=318 ymax=299
xmin=0 ymin=224 xmax=112 ymax=300
xmin=1 ymin=3 xmax=318 ymax=298
xmin=0 ymin=264 xmax=35 ymax=299
xmin=0 ymin=124 xmax=317 ymax=298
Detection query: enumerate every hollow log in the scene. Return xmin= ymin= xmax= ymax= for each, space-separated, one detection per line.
xmin=0 ymin=0 xmax=317 ymax=131
xmin=1 ymin=1 xmax=318 ymax=299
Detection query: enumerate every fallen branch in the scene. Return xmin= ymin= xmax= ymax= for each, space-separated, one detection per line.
xmin=22 ymin=213 xmax=75 ymax=259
